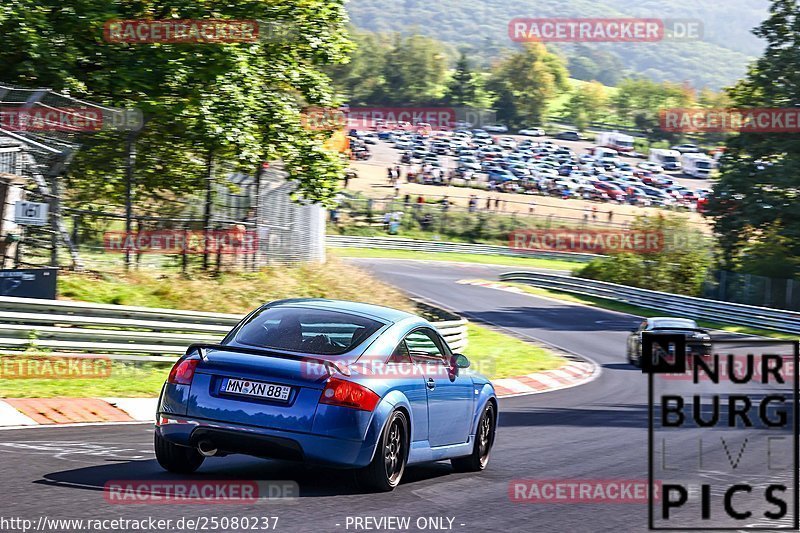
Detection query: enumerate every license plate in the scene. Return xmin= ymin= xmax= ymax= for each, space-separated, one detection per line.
xmin=221 ymin=378 xmax=292 ymax=402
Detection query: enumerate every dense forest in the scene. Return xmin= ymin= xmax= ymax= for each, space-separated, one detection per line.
xmin=347 ymin=0 xmax=769 ymax=89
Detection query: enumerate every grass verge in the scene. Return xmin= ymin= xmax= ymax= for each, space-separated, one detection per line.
xmin=501 ymin=281 xmax=797 ymax=340
xmin=57 ymin=257 xmax=417 ymax=314
xmin=329 ymin=247 xmax=582 ymax=271
xmin=0 ymin=357 xmax=170 ymax=398
xmin=463 ymin=323 xmax=565 ymax=378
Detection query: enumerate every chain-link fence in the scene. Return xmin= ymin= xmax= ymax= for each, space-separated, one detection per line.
xmin=0 ymin=83 xmax=142 ymax=271
xmin=5 ymin=163 xmax=325 ymax=273
xmin=330 ymin=193 xmax=655 ymax=246
xmin=0 ymin=82 xmax=326 ymax=272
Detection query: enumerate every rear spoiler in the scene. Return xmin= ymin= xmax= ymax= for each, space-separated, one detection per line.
xmin=651 ymin=327 xmax=709 ymax=334
xmin=183 ymin=344 xmax=350 ymax=376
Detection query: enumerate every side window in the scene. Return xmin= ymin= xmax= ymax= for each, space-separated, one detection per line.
xmin=389 ymin=341 xmax=412 ymax=364
xmin=405 ymin=329 xmax=448 ymax=365
xmin=638 ymin=320 xmax=648 ymax=332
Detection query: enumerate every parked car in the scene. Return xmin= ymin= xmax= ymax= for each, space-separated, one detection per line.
xmin=519 ymin=128 xmax=545 ymax=137
xmin=671 ymin=143 xmax=702 ymax=154
xmin=431 ymin=143 xmax=451 ymax=155
xmin=483 ymin=124 xmax=509 ymax=133
xmin=488 ymin=168 xmax=517 ymax=182
xmin=626 ymin=317 xmax=712 ymax=368
xmin=650 ymin=149 xmax=682 ymax=171
xmin=554 ymin=131 xmax=583 ymax=141
xmin=638 ymin=161 xmax=664 ymax=173
xmin=497 ymin=137 xmax=517 ymax=149
xmin=594 ymin=181 xmax=625 ymax=200
xmin=155 ymin=299 xmax=497 ymax=491
xmin=458 ymin=156 xmax=482 ymax=171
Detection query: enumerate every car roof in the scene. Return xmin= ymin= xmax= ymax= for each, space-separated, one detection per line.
xmin=264 ymin=298 xmax=418 ymax=324
xmin=648 ymin=317 xmax=698 ymax=329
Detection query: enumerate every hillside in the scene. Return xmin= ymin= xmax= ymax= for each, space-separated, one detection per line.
xmin=346 ymin=0 xmax=769 ymax=89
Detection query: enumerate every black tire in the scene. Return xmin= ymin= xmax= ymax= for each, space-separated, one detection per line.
xmin=154 ymin=431 xmax=204 ymax=474
xmin=357 ymin=410 xmax=409 ymax=492
xmin=452 ymin=402 xmax=496 ymax=472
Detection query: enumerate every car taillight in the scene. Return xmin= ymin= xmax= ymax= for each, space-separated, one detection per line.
xmin=168 ymin=359 xmax=199 ymax=385
xmin=320 ymin=377 xmax=380 ymax=411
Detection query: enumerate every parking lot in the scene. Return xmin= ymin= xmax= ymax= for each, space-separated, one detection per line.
xmin=345 ymin=127 xmax=712 ymax=229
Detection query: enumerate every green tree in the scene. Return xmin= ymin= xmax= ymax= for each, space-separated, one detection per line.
xmin=379 ymin=34 xmax=449 ymax=105
xmin=611 ymin=78 xmax=694 ymax=140
xmin=709 ymin=0 xmax=800 ymax=277
xmin=444 ymin=52 xmax=479 ymax=106
xmin=486 ymin=43 xmax=568 ymax=128
xmin=566 ymin=45 xmax=625 ymax=86
xmin=328 ymin=29 xmax=391 ymax=105
xmin=577 ymin=215 xmax=713 ymax=296
xmin=563 ymin=81 xmax=608 ymax=130
xmin=0 ymin=0 xmax=352 ymax=206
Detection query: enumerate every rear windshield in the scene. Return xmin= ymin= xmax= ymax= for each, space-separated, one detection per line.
xmin=232 ymin=307 xmax=384 ymax=355
xmin=652 ymin=320 xmax=697 ymax=330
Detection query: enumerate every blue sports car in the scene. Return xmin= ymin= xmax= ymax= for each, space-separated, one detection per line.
xmin=154 ymin=299 xmax=498 ymax=491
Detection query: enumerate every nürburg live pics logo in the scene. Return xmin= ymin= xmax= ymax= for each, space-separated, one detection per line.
xmin=643 ymin=334 xmax=799 ymax=530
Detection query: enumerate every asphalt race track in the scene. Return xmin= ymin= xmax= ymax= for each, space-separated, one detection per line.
xmin=0 ymin=259 xmax=791 ymax=532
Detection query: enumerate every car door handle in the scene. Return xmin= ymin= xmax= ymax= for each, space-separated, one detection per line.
xmin=426 ymin=378 xmax=436 ymax=390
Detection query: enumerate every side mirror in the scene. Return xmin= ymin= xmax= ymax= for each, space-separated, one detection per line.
xmin=452 ymin=354 xmax=470 ymax=369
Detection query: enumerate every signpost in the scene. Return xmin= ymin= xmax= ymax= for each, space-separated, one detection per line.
xmin=13 ymin=201 xmax=49 ymax=226
xmin=0 ymin=268 xmax=57 ymax=299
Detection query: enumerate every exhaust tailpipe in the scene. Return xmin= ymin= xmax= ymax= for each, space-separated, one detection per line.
xmin=197 ymin=440 xmax=218 ymax=457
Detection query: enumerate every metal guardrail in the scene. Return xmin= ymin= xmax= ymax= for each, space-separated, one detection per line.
xmin=327 ymin=235 xmax=599 ymax=262
xmin=499 ymin=271 xmax=800 ymax=335
xmin=0 ymin=296 xmax=468 ymax=357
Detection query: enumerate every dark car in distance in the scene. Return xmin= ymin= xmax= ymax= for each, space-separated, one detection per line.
xmin=626 ymin=317 xmax=712 ymax=368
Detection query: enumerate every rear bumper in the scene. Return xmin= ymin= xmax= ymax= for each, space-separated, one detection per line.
xmin=156 ymin=415 xmax=377 ymax=468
